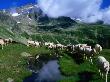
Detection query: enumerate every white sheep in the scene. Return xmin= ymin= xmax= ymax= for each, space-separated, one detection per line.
xmin=56 ymin=44 xmax=64 ymax=50
xmin=44 ymin=42 xmax=49 ymax=46
xmin=74 ymin=44 xmax=87 ymax=52
xmin=95 ymin=44 xmax=102 ymax=54
xmin=97 ymin=56 xmax=109 ymax=82
xmin=74 ymin=44 xmax=81 ymax=52
xmin=4 ymin=38 xmax=13 ymax=45
xmin=0 ymin=39 xmax=5 ymax=49
xmin=27 ymin=40 xmax=35 ymax=46
xmin=66 ymin=44 xmax=73 ymax=52
xmin=84 ymin=48 xmax=96 ymax=64
xmin=80 ymin=44 xmax=87 ymax=47
xmin=4 ymin=39 xmax=10 ymax=45
xmin=34 ymin=41 xmax=40 ymax=47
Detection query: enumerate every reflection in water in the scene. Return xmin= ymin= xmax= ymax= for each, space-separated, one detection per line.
xmin=24 ymin=60 xmax=62 ymax=82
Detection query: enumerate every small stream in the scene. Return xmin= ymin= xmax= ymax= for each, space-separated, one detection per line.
xmin=24 ymin=60 xmax=62 ymax=82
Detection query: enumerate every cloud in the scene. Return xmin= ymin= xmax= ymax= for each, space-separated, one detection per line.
xmin=38 ymin=0 xmax=110 ymax=24
xmin=102 ymin=7 xmax=110 ymax=24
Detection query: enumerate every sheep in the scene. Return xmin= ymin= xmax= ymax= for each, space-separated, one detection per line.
xmin=74 ymin=44 xmax=81 ymax=52
xmin=48 ymin=44 xmax=56 ymax=50
xmin=79 ymin=46 xmax=85 ymax=54
xmin=4 ymin=39 xmax=10 ymax=44
xmin=80 ymin=44 xmax=87 ymax=47
xmin=56 ymin=44 xmax=64 ymax=50
xmin=0 ymin=39 xmax=5 ymax=49
xmin=95 ymin=44 xmax=102 ymax=54
xmin=48 ymin=45 xmax=53 ymax=49
xmin=8 ymin=38 xmax=13 ymax=43
xmin=27 ymin=40 xmax=35 ymax=46
xmin=44 ymin=42 xmax=54 ymax=49
xmin=49 ymin=42 xmax=54 ymax=46
xmin=4 ymin=38 xmax=13 ymax=45
xmin=44 ymin=42 xmax=50 ymax=46
xmin=83 ymin=46 xmax=92 ymax=49
xmin=97 ymin=56 xmax=109 ymax=82
xmin=84 ymin=48 xmax=97 ymax=64
xmin=34 ymin=41 xmax=40 ymax=47
xmin=66 ymin=44 xmax=73 ymax=51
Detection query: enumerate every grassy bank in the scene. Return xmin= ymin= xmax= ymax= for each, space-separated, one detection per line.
xmin=0 ymin=43 xmax=110 ymax=82
xmin=0 ymin=43 xmax=51 ymax=82
xmin=58 ymin=49 xmax=110 ymax=82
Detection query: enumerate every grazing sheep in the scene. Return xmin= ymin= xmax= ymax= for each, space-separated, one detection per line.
xmin=97 ymin=56 xmax=109 ymax=82
xmin=95 ymin=44 xmax=102 ymax=54
xmin=44 ymin=42 xmax=50 ymax=46
xmin=48 ymin=44 xmax=56 ymax=50
xmin=4 ymin=38 xmax=13 ymax=45
xmin=34 ymin=41 xmax=40 ymax=47
xmin=0 ymin=39 xmax=5 ymax=49
xmin=9 ymin=38 xmax=13 ymax=43
xmin=66 ymin=44 xmax=73 ymax=51
xmin=27 ymin=40 xmax=35 ymax=46
xmin=4 ymin=39 xmax=10 ymax=45
xmin=83 ymin=46 xmax=92 ymax=49
xmin=84 ymin=48 xmax=97 ymax=64
xmin=56 ymin=44 xmax=64 ymax=50
xmin=44 ymin=42 xmax=54 ymax=49
xmin=74 ymin=44 xmax=81 ymax=52
xmin=48 ymin=45 xmax=53 ymax=49
xmin=80 ymin=44 xmax=87 ymax=47
xmin=79 ymin=46 xmax=85 ymax=54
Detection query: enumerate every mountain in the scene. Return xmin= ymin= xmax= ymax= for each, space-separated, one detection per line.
xmin=0 ymin=4 xmax=110 ymax=48
xmin=0 ymin=4 xmax=78 ymax=34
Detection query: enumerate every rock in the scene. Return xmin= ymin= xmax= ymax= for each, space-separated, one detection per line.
xmin=7 ymin=78 xmax=14 ymax=82
xmin=20 ymin=52 xmax=31 ymax=57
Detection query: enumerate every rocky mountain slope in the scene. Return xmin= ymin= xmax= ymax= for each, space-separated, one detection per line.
xmin=0 ymin=4 xmax=110 ymax=48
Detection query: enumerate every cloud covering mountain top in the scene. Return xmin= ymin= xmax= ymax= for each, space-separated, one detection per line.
xmin=38 ymin=0 xmax=110 ymax=24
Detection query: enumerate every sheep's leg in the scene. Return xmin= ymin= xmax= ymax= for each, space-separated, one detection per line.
xmin=102 ymin=73 xmax=104 ymax=78
xmin=105 ymin=71 xmax=108 ymax=82
xmin=2 ymin=45 xmax=3 ymax=50
xmin=4 ymin=43 xmax=6 ymax=46
xmin=83 ymin=55 xmax=85 ymax=59
xmin=105 ymin=74 xmax=108 ymax=82
xmin=83 ymin=54 xmax=86 ymax=59
xmin=27 ymin=44 xmax=29 ymax=47
xmin=98 ymin=69 xmax=101 ymax=76
xmin=90 ymin=57 xmax=93 ymax=64
xmin=85 ymin=56 xmax=87 ymax=60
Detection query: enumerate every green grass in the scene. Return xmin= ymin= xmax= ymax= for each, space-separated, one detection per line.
xmin=0 ymin=42 xmax=109 ymax=82
xmin=0 ymin=43 xmax=51 ymax=82
xmin=58 ymin=54 xmax=79 ymax=76
xmin=58 ymin=49 xmax=110 ymax=82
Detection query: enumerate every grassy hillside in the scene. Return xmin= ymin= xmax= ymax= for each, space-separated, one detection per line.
xmin=20 ymin=24 xmax=110 ymax=48
xmin=0 ymin=10 xmax=110 ymax=48
xmin=0 ymin=26 xmax=28 ymax=45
